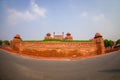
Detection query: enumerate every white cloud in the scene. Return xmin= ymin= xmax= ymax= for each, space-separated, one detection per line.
xmin=31 ymin=0 xmax=46 ymax=17
xmin=92 ymin=14 xmax=105 ymax=21
xmin=7 ymin=9 xmax=35 ymax=25
xmin=6 ymin=0 xmax=47 ymax=25
xmin=91 ymin=13 xmax=117 ymax=40
xmin=81 ymin=12 xmax=88 ymax=17
xmin=80 ymin=12 xmax=118 ymax=40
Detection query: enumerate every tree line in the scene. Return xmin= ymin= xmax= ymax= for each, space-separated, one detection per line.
xmin=0 ymin=40 xmax=10 ymax=47
xmin=104 ymin=39 xmax=120 ymax=50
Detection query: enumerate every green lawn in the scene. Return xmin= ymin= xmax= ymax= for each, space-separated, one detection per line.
xmin=23 ymin=39 xmax=91 ymax=42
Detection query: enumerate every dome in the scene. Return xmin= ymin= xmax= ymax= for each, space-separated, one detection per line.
xmin=47 ymin=32 xmax=51 ymax=34
xmin=14 ymin=34 xmax=20 ymax=38
xmin=95 ymin=33 xmax=102 ymax=38
xmin=46 ymin=33 xmax=51 ymax=36
xmin=66 ymin=32 xmax=71 ymax=35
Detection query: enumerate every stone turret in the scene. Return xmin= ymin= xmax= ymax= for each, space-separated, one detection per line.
xmin=64 ymin=32 xmax=73 ymax=40
xmin=10 ymin=34 xmax=22 ymax=52
xmin=13 ymin=34 xmax=22 ymax=40
xmin=44 ymin=33 xmax=52 ymax=39
xmin=93 ymin=32 xmax=105 ymax=54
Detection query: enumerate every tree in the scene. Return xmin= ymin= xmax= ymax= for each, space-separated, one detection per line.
xmin=116 ymin=39 xmax=120 ymax=45
xmin=3 ymin=40 xmax=10 ymax=45
xmin=104 ymin=39 xmax=114 ymax=50
xmin=109 ymin=40 xmax=114 ymax=48
xmin=104 ymin=39 xmax=109 ymax=48
xmin=0 ymin=40 xmax=2 ymax=46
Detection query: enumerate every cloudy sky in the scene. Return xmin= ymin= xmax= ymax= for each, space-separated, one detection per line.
xmin=0 ymin=0 xmax=120 ymax=41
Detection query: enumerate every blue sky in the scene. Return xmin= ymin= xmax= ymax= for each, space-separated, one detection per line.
xmin=0 ymin=0 xmax=120 ymax=41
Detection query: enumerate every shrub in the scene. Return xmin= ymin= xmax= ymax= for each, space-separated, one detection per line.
xmin=0 ymin=40 xmax=2 ymax=46
xmin=23 ymin=39 xmax=91 ymax=42
xmin=104 ymin=39 xmax=114 ymax=48
xmin=43 ymin=38 xmax=62 ymax=41
xmin=116 ymin=39 xmax=120 ymax=45
xmin=23 ymin=40 xmax=43 ymax=42
xmin=3 ymin=40 xmax=10 ymax=45
xmin=62 ymin=40 xmax=91 ymax=42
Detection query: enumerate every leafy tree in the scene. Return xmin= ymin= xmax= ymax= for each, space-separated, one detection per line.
xmin=3 ymin=40 xmax=10 ymax=45
xmin=116 ymin=39 xmax=120 ymax=45
xmin=104 ymin=39 xmax=109 ymax=48
xmin=109 ymin=40 xmax=114 ymax=48
xmin=0 ymin=40 xmax=2 ymax=46
xmin=104 ymin=39 xmax=114 ymax=49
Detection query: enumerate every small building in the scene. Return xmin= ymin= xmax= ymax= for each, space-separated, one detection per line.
xmin=44 ymin=32 xmax=73 ymax=40
xmin=53 ymin=32 xmax=64 ymax=40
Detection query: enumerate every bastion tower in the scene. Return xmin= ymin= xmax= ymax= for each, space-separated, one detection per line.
xmin=93 ymin=32 xmax=105 ymax=54
xmin=10 ymin=34 xmax=22 ymax=52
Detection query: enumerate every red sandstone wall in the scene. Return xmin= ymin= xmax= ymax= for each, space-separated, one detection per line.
xmin=10 ymin=39 xmax=21 ymax=52
xmin=10 ymin=33 xmax=105 ymax=57
xmin=19 ymin=42 xmax=98 ymax=57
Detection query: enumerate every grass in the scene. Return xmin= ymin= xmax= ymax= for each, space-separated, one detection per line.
xmin=62 ymin=40 xmax=91 ymax=42
xmin=23 ymin=40 xmax=43 ymax=42
xmin=23 ymin=39 xmax=92 ymax=42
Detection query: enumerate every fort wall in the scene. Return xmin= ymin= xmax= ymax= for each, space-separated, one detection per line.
xmin=18 ymin=42 xmax=98 ymax=57
xmin=10 ymin=33 xmax=105 ymax=57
